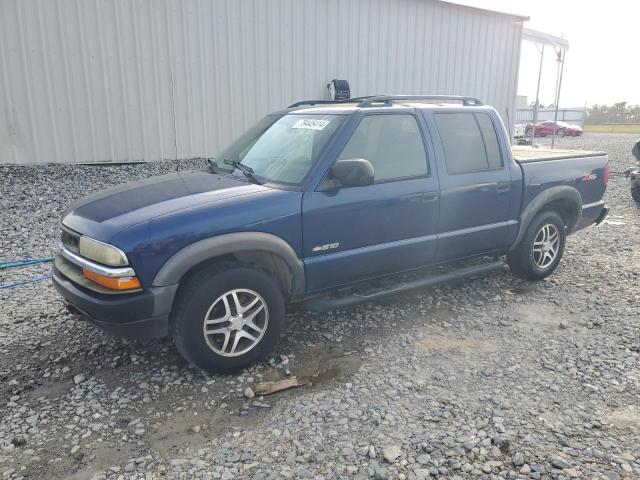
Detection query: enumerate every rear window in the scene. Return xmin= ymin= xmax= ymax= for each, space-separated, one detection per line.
xmin=434 ymin=112 xmax=503 ymax=174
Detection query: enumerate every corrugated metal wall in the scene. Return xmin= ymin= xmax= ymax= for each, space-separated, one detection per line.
xmin=0 ymin=0 xmax=524 ymax=165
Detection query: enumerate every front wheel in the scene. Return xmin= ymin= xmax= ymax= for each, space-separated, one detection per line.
xmin=507 ymin=211 xmax=566 ymax=280
xmin=171 ymin=264 xmax=285 ymax=373
xmin=556 ymin=128 xmax=566 ymax=137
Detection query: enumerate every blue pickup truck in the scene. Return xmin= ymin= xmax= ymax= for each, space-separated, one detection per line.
xmin=53 ymin=95 xmax=609 ymax=372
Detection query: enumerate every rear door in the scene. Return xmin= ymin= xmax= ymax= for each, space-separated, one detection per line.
xmin=428 ymin=110 xmax=515 ymax=261
xmin=302 ymin=112 xmax=440 ymax=291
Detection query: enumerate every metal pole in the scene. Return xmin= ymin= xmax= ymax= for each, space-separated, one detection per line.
xmin=531 ymin=45 xmax=545 ymax=145
xmin=551 ymin=49 xmax=566 ymax=149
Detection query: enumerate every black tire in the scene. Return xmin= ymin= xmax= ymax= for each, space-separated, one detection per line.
xmin=556 ymin=128 xmax=565 ymax=137
xmin=525 ymin=127 xmax=532 ymax=136
xmin=632 ymin=186 xmax=640 ymax=204
xmin=171 ymin=263 xmax=285 ymax=373
xmin=507 ymin=211 xmax=566 ymax=281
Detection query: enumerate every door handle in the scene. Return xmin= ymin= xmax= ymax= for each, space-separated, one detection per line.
xmin=497 ymin=181 xmax=511 ymax=193
xmin=422 ymin=191 xmax=439 ymax=202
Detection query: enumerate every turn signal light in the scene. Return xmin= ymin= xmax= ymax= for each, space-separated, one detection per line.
xmin=83 ymin=269 xmax=141 ymax=290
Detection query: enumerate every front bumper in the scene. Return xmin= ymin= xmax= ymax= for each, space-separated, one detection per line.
xmin=52 ymin=260 xmax=177 ymax=340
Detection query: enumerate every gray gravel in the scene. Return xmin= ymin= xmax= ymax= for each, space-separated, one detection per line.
xmin=1 ymin=133 xmax=639 ymax=480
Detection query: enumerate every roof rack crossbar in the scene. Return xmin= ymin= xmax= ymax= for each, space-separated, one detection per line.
xmin=288 ymin=96 xmax=378 ymax=108
xmin=288 ymin=99 xmax=341 ymax=108
xmin=357 ymin=95 xmax=484 ymax=107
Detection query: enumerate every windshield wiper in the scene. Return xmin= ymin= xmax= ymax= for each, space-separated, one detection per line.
xmin=206 ymin=158 xmax=220 ymax=173
xmin=223 ymin=159 xmax=261 ymax=184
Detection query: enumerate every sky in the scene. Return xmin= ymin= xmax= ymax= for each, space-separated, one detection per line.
xmin=459 ymin=0 xmax=640 ymax=108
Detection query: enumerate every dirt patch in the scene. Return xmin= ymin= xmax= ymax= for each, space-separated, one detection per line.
xmin=604 ymin=407 xmax=640 ymax=432
xmin=20 ymin=378 xmax=70 ymax=403
xmin=514 ymin=303 xmax=581 ymax=330
xmin=415 ymin=334 xmax=497 ymax=353
xmin=66 ymin=443 xmax=137 ymax=480
xmin=290 ymin=344 xmax=364 ymax=385
xmin=17 ymin=438 xmax=137 ymax=480
xmin=148 ymin=407 xmax=267 ymax=458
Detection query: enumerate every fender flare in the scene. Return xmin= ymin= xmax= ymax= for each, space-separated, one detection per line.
xmin=510 ymin=186 xmax=582 ymax=250
xmin=152 ymin=232 xmax=305 ymax=296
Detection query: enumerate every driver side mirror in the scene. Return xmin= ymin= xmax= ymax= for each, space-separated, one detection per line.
xmin=320 ymin=158 xmax=375 ymax=190
xmin=633 ymin=139 xmax=640 ymax=161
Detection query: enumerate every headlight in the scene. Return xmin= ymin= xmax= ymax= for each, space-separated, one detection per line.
xmin=78 ymin=236 xmax=128 ymax=266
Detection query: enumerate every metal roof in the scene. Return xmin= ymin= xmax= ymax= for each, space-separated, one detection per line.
xmin=522 ymin=28 xmax=570 ymax=51
xmin=438 ymin=0 xmax=530 ymax=21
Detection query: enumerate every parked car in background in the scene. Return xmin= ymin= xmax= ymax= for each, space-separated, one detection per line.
xmin=525 ymin=121 xmax=583 ymax=137
xmin=53 ymin=95 xmax=609 ymax=373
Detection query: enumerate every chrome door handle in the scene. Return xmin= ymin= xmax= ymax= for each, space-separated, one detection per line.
xmin=422 ymin=191 xmax=439 ymax=202
xmin=497 ymin=181 xmax=511 ymax=193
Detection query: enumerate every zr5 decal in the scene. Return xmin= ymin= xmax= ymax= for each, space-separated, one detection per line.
xmin=312 ymin=243 xmax=340 ymax=252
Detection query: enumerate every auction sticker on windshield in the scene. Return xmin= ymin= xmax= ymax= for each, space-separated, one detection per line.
xmin=292 ymin=119 xmax=330 ymax=130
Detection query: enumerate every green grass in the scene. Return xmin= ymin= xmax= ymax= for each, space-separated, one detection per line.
xmin=584 ymin=124 xmax=640 ymax=133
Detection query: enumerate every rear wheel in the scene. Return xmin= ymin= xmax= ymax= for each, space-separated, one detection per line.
xmin=556 ymin=128 xmax=566 ymax=137
xmin=507 ymin=211 xmax=566 ymax=280
xmin=171 ymin=264 xmax=285 ymax=373
xmin=632 ymin=186 xmax=640 ymax=204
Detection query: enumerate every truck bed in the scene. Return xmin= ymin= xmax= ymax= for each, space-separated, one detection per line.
xmin=512 ymin=146 xmax=607 ymax=163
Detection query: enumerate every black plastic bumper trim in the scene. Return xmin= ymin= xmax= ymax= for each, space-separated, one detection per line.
xmin=594 ymin=205 xmax=609 ymax=225
xmin=52 ymin=265 xmax=172 ymax=340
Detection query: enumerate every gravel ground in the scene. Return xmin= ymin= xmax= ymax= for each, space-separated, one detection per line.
xmin=0 ymin=133 xmax=639 ymax=480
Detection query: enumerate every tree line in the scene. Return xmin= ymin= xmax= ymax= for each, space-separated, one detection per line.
xmin=527 ymin=101 xmax=640 ymax=124
xmin=585 ymin=102 xmax=640 ymax=124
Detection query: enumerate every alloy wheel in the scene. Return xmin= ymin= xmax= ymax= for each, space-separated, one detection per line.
xmin=532 ymin=224 xmax=560 ymax=269
xmin=202 ymin=289 xmax=269 ymax=357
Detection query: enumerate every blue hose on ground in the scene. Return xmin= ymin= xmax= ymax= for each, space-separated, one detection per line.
xmin=0 ymin=257 xmax=54 ymax=270
xmin=0 ymin=274 xmax=52 ymax=290
xmin=0 ymin=256 xmax=54 ymax=289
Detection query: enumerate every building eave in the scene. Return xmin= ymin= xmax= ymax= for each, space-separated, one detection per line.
xmin=436 ymin=0 xmax=530 ymax=21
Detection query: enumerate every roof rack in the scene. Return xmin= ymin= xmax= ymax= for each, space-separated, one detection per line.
xmin=288 ymin=95 xmax=484 ymax=109
xmin=287 ymin=96 xmax=376 ymax=108
xmin=357 ymin=95 xmax=484 ymax=107
xmin=288 ymin=99 xmax=342 ymax=108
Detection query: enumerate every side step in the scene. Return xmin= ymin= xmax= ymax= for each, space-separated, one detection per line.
xmin=303 ymin=260 xmax=505 ymax=313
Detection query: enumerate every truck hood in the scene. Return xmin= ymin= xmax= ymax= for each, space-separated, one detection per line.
xmin=62 ymin=170 xmax=269 ymax=241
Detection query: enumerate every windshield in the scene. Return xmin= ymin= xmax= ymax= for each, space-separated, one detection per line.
xmin=215 ymin=114 xmax=345 ymax=186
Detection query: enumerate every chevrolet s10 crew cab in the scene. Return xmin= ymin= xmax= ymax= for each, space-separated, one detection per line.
xmin=53 ymin=95 xmax=610 ymax=372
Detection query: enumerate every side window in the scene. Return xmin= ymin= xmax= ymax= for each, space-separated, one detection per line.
xmin=475 ymin=113 xmax=503 ymax=169
xmin=434 ymin=113 xmax=488 ymax=174
xmin=338 ymin=114 xmax=428 ymax=182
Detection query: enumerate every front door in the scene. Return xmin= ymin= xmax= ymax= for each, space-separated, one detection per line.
xmin=302 ymin=112 xmax=439 ymax=292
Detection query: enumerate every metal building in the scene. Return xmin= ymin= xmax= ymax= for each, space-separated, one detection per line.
xmin=0 ymin=0 xmax=527 ymax=165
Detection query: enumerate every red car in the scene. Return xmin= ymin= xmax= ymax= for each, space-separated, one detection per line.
xmin=525 ymin=121 xmax=583 ymax=137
